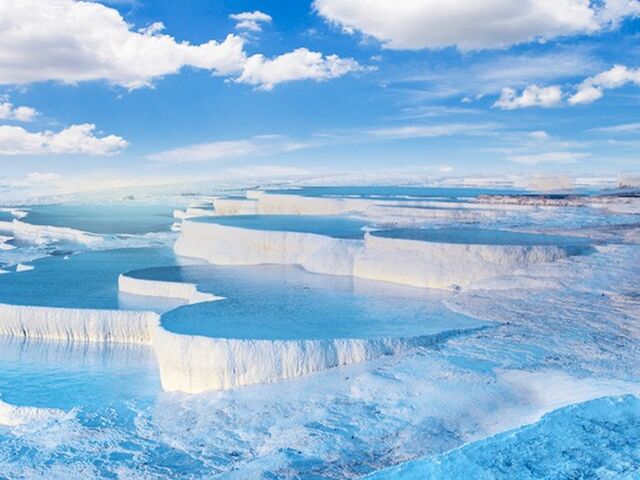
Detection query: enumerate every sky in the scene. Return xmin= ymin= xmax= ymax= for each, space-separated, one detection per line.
xmin=1 ymin=0 xmax=640 ymax=194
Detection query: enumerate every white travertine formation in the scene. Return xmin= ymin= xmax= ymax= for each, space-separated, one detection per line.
xmin=245 ymin=189 xmax=265 ymax=200
xmin=118 ymin=274 xmax=221 ymax=304
xmin=0 ymin=235 xmax=14 ymax=251
xmin=174 ymin=220 xmax=585 ymax=289
xmin=363 ymin=205 xmax=501 ymax=224
xmin=353 ymin=233 xmax=579 ymax=289
xmin=0 ymin=219 xmax=103 ymax=246
xmin=213 ymin=197 xmax=259 ymax=215
xmin=174 ymin=220 xmax=361 ymax=277
xmin=256 ymin=193 xmax=349 ymax=215
xmin=236 ymin=191 xmax=537 ymax=217
xmin=184 ymin=207 xmax=216 ymax=218
xmin=116 ymin=272 xmax=471 ymax=392
xmin=153 ymin=326 xmax=464 ymax=393
xmin=0 ymin=303 xmax=157 ymax=344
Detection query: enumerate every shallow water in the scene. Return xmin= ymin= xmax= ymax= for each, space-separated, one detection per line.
xmin=372 ymin=227 xmax=594 ymax=246
xmin=0 ymin=337 xmax=160 ymax=410
xmin=268 ymin=186 xmax=527 ymax=200
xmin=24 ymin=203 xmax=176 ymax=235
xmin=140 ymin=264 xmax=489 ymax=340
xmin=191 ymin=214 xmax=370 ymax=239
xmin=0 ymin=247 xmax=180 ymax=310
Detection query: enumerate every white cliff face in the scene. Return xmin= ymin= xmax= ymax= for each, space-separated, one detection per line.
xmin=362 ymin=205 xmax=503 ymax=225
xmin=174 ymin=220 xmax=586 ymax=289
xmin=0 ymin=303 xmax=157 ymax=344
xmin=228 ymin=191 xmax=542 ymax=218
xmin=153 ymin=325 xmax=468 ymax=393
xmin=213 ymin=198 xmax=259 ymax=215
xmin=174 ymin=220 xmax=362 ymax=277
xmin=118 ymin=274 xmax=221 ymax=304
xmin=257 ymin=193 xmax=347 ymax=215
xmin=253 ymin=192 xmax=447 ymax=216
xmin=112 ymin=268 xmax=489 ymax=392
xmin=352 ymin=233 xmax=580 ymax=289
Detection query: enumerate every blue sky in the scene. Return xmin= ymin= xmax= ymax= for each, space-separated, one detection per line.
xmin=1 ymin=0 xmax=639 ymax=192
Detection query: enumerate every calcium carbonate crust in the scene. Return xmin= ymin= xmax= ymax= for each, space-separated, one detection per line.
xmin=175 ymin=220 xmax=588 ymax=289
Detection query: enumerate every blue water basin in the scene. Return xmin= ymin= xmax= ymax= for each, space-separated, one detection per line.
xmin=24 ymin=203 xmax=177 ymax=234
xmin=0 ymin=337 xmax=160 ymax=410
xmin=0 ymin=247 xmax=182 ymax=310
xmin=190 ymin=215 xmax=370 ymax=239
xmin=127 ymin=264 xmax=490 ymax=341
xmin=266 ymin=186 xmax=525 ymax=201
xmin=372 ymin=228 xmax=594 ymax=246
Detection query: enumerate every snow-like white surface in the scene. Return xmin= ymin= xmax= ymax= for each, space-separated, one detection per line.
xmin=154 ymin=326 xmax=462 ymax=393
xmin=257 ymin=193 xmax=351 ymax=215
xmin=229 ymin=191 xmax=547 ymax=218
xmin=213 ymin=197 xmax=259 ymax=215
xmin=0 ymin=399 xmax=66 ymax=427
xmin=118 ymin=274 xmax=221 ymax=304
xmin=353 ymin=233 xmax=578 ymax=289
xmin=15 ymin=263 xmax=34 ymax=273
xmin=174 ymin=220 xmax=361 ymax=277
xmin=0 ymin=235 xmax=14 ymax=251
xmin=363 ymin=204 xmax=502 ymax=225
xmin=367 ymin=371 xmax=640 ymax=479
xmin=184 ymin=207 xmax=216 ymax=218
xmin=175 ymin=220 xmax=584 ymax=289
xmin=0 ymin=303 xmax=157 ymax=344
xmin=253 ymin=192 xmax=448 ymax=216
xmin=0 ymin=219 xmax=103 ymax=247
xmin=245 ymin=189 xmax=265 ymax=200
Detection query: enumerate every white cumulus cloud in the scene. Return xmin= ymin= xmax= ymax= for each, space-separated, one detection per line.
xmin=230 ymin=11 xmax=272 ymax=32
xmin=236 ymin=48 xmax=366 ymax=90
xmin=494 ymin=85 xmax=564 ymax=109
xmin=569 ymin=64 xmax=640 ymax=104
xmin=0 ymin=0 xmax=247 ymax=89
xmin=314 ymin=0 xmax=640 ymax=51
xmin=0 ymin=0 xmax=364 ymax=90
xmin=0 ymin=124 xmax=128 ymax=155
xmin=0 ymin=100 xmax=39 ymax=122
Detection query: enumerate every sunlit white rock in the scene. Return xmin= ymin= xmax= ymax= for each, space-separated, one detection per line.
xmin=154 ymin=326 xmax=466 ymax=393
xmin=118 ymin=274 xmax=221 ymax=304
xmin=352 ymin=232 xmax=579 ymax=289
xmin=0 ymin=303 xmax=157 ymax=344
xmin=213 ymin=197 xmax=259 ymax=215
xmin=174 ymin=220 xmax=361 ymax=277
